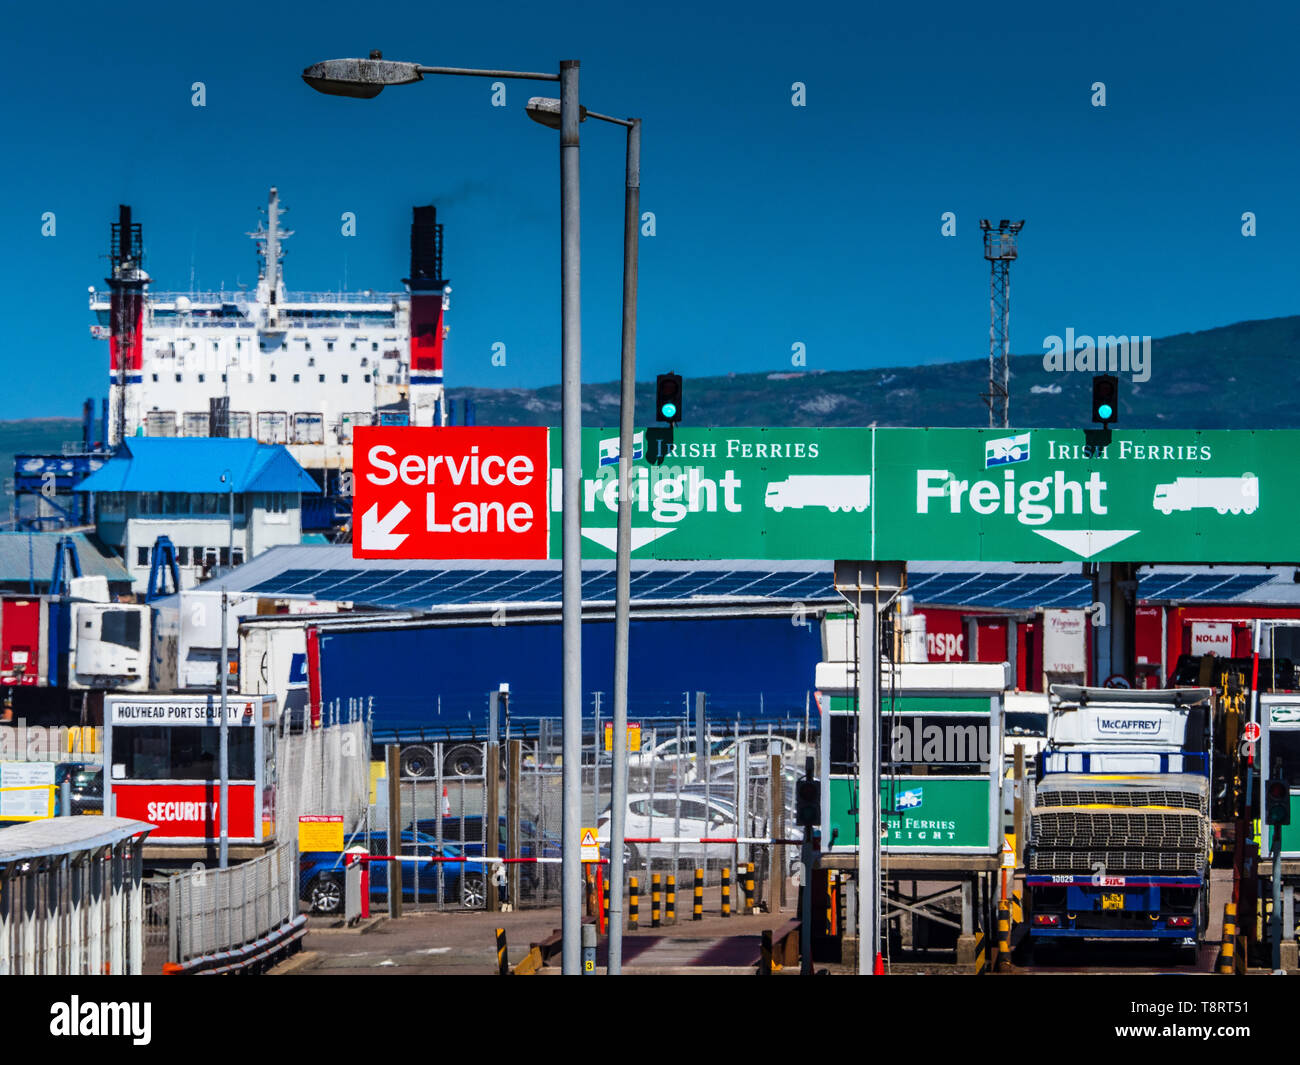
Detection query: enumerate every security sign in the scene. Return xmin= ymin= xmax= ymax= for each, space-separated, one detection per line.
xmin=353 ymin=427 xmax=549 ymax=560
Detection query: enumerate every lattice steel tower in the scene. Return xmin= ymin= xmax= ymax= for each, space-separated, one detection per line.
xmin=980 ymin=219 xmax=1024 ymax=429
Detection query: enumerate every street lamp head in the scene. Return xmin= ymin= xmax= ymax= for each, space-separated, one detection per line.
xmin=525 ymin=95 xmax=586 ymax=129
xmin=302 ymin=53 xmax=424 ymax=99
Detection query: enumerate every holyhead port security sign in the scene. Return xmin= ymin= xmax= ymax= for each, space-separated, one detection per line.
xmin=352 ymin=426 xmax=1298 ymax=563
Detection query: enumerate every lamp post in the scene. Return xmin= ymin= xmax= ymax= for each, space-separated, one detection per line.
xmin=527 ymin=97 xmax=640 ymax=976
xmin=218 ymin=468 xmax=233 ymax=868
xmin=302 ymin=53 xmax=586 ymax=973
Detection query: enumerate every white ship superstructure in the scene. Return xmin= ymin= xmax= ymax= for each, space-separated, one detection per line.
xmin=91 ymin=189 xmax=449 ymax=474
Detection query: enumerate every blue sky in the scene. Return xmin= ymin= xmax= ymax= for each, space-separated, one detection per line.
xmin=2 ymin=0 xmax=1297 ymax=417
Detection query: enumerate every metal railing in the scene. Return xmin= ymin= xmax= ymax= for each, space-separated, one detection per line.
xmin=0 ymin=818 xmax=151 ymax=975
xmin=90 ymin=289 xmax=406 ymax=307
xmin=166 ymin=844 xmax=302 ymax=972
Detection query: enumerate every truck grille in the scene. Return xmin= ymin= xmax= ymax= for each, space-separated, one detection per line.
xmin=1027 ymin=849 xmax=1204 ymax=875
xmin=1030 ymin=808 xmax=1210 ymax=851
xmin=1035 ymin=775 xmax=1209 ymax=816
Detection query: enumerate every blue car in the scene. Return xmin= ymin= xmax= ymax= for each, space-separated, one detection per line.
xmin=300 ymin=829 xmax=490 ymax=914
xmin=410 ymin=816 xmax=560 ymax=891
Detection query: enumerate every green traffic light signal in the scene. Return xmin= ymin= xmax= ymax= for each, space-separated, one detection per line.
xmin=1092 ymin=374 xmax=1119 ymax=425
xmin=655 ymin=372 xmax=683 ymax=424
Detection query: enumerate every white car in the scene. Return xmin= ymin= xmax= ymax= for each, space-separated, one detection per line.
xmin=626 ymin=735 xmax=731 ymax=784
xmin=684 ymin=735 xmax=816 ymax=783
xmin=596 ymin=792 xmax=766 ymax=867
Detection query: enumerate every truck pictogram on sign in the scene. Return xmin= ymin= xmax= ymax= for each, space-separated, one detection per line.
xmin=1152 ymin=473 xmax=1259 ymax=516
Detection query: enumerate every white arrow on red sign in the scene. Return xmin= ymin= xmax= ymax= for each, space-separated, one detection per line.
xmin=360 ymin=502 xmax=410 ymax=551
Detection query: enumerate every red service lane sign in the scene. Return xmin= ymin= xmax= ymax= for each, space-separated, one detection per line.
xmin=353 ymin=427 xmax=549 ymax=560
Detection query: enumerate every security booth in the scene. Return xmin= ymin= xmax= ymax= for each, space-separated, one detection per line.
xmin=819 ymin=661 xmax=1007 ymax=970
xmin=1260 ymin=695 xmax=1300 ymax=967
xmin=1261 ymin=696 xmax=1300 ymax=857
xmin=103 ymin=693 xmax=278 ymax=863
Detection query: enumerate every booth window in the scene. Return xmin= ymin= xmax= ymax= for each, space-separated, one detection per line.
xmin=114 ymin=725 xmax=255 ymax=781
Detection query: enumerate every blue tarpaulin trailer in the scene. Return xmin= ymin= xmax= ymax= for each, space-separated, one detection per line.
xmin=314 ymin=614 xmax=824 ymax=738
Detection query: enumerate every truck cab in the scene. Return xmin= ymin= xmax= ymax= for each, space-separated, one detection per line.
xmin=1024 ymin=686 xmax=1213 ymax=962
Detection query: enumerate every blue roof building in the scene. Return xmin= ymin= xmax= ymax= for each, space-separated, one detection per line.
xmin=77 ymin=439 xmax=319 ymax=591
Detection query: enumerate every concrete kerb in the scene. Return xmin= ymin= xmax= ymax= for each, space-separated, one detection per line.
xmin=306 ymin=916 xmax=388 ymax=935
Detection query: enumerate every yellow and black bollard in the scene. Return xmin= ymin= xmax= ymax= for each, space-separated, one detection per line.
xmin=997 ymin=900 xmax=1011 ymax=968
xmin=495 ymin=927 xmax=509 ymax=976
xmin=722 ymin=867 xmax=732 ymax=918
xmin=666 ymin=874 xmax=676 ymax=924
xmin=745 ymin=862 xmax=756 ymax=914
xmin=1218 ymin=902 xmax=1236 ymax=974
xmin=651 ymin=873 xmax=662 ymax=928
xmin=603 ymin=879 xmax=610 ymax=927
xmin=629 ymin=876 xmax=639 ymax=931
xmin=693 ymin=868 xmax=704 ymax=920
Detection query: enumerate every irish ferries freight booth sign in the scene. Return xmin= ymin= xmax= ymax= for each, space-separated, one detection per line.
xmin=822 ymin=690 xmax=1003 ymax=855
xmin=354 ymin=427 xmax=1299 ymax=563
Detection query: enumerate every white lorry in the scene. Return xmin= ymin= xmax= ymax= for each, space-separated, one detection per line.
xmin=1153 ymin=474 xmax=1258 ymax=515
xmin=764 ymin=475 xmax=870 ymax=513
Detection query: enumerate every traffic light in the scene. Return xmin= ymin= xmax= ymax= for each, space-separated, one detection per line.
xmin=1266 ymin=772 xmax=1291 ymax=826
xmin=1092 ymin=374 xmax=1119 ymax=426
xmin=795 ymin=775 xmax=821 ymax=828
xmin=656 ymin=372 xmax=683 ymax=424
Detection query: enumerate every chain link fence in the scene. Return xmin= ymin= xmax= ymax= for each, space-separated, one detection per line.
xmin=277 ymin=717 xmax=370 ymax=848
xmin=350 ymin=720 xmax=817 ymax=913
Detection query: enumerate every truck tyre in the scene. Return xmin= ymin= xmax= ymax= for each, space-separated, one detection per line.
xmin=444 ymin=745 xmax=484 ymax=778
xmin=399 ymin=745 xmax=437 ymax=778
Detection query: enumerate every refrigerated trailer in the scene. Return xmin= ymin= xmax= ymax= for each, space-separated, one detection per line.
xmin=0 ymin=596 xmax=50 ymax=687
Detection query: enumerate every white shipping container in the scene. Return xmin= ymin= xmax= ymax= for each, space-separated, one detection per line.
xmin=149 ymin=591 xmax=259 ymax=691
xmin=241 ymin=622 xmax=310 ymax=729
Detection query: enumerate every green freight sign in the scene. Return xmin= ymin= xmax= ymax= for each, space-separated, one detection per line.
xmin=828 ymin=776 xmax=996 ymax=853
xmin=551 ymin=427 xmax=1299 ymax=562
xmin=550 ymin=428 xmax=873 ymax=560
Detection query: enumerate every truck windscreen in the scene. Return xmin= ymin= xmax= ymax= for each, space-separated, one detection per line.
xmin=114 ymin=725 xmax=255 ymax=781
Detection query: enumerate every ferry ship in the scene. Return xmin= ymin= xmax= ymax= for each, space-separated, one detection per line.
xmin=87 ymin=189 xmax=449 ymax=530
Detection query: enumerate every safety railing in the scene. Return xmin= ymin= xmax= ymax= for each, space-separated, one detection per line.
xmin=165 ymin=843 xmax=304 ymax=974
xmin=0 ymin=817 xmax=152 ymax=975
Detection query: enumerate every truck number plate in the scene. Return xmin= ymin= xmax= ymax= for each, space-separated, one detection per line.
xmin=1102 ymin=892 xmax=1125 ymax=911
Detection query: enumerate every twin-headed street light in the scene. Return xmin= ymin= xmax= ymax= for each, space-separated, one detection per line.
xmin=303 ymin=54 xmax=641 ymax=976
xmin=527 ymin=93 xmax=642 ymax=977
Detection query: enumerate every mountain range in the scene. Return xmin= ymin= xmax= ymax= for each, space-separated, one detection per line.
xmin=3 ymin=315 xmax=1294 ymax=512
xmin=447 ymin=315 xmax=1299 ymax=430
